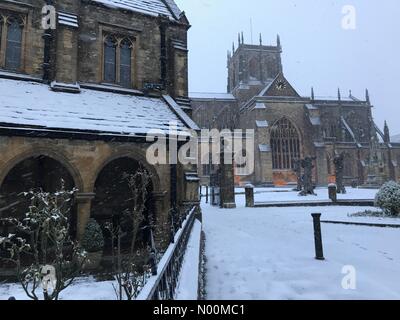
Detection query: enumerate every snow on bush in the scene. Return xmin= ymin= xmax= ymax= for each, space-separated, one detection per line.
xmin=375 ymin=181 xmax=400 ymax=216
xmin=81 ymin=218 xmax=104 ymax=252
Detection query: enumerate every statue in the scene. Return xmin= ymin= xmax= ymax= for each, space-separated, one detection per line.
xmin=299 ymin=156 xmax=316 ymax=196
xmin=333 ymin=153 xmax=346 ymax=194
xmin=293 ymin=159 xmax=303 ymax=191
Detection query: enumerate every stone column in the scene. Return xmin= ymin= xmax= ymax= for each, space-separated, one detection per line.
xmin=245 ymin=184 xmax=254 ymax=207
xmin=75 ymin=193 xmax=95 ymax=241
xmin=152 ymin=191 xmax=170 ymax=251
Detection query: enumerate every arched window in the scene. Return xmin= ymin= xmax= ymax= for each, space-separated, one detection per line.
xmin=120 ymin=39 xmax=132 ymax=88
xmin=249 ymin=57 xmax=258 ymax=80
xmin=0 ymin=16 xmax=3 ymax=49
xmin=327 ymin=155 xmax=332 ymax=175
xmin=5 ymin=17 xmax=23 ymax=71
xmin=270 ymin=118 xmax=301 ymax=170
xmin=104 ymin=36 xmax=116 ymax=83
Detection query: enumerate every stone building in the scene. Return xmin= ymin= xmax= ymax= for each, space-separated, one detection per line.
xmin=0 ymin=0 xmax=199 ymax=248
xmin=191 ymin=35 xmax=400 ymax=187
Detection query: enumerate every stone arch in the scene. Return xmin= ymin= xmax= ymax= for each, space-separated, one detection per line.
xmin=90 ymin=154 xmax=159 ymax=251
xmin=0 ymin=148 xmax=84 ymax=192
xmin=0 ymin=152 xmax=81 ymax=237
xmin=89 ymin=150 xmax=161 ymax=194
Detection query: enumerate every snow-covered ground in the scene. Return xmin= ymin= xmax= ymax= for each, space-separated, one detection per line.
xmin=0 ymin=276 xmax=117 ymax=300
xmin=175 ymin=219 xmax=202 ymax=300
xmin=202 ymin=201 xmax=400 ymax=300
xmin=235 ymin=187 xmax=379 ymax=203
xmin=0 ymin=212 xmax=201 ymax=301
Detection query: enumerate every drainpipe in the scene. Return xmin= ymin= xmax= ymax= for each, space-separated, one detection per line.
xmin=158 ymin=15 xmax=168 ymax=89
xmin=42 ymin=0 xmax=54 ymax=83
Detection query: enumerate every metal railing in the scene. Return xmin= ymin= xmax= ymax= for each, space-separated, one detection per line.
xmin=141 ymin=205 xmax=198 ymax=300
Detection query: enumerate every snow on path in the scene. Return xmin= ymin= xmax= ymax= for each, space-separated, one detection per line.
xmin=175 ymin=219 xmax=202 ymax=300
xmin=202 ymin=203 xmax=400 ymax=300
xmin=241 ymin=187 xmax=379 ymax=203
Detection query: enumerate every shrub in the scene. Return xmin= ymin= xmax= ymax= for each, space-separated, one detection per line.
xmin=375 ymin=181 xmax=400 ymax=216
xmin=81 ymin=219 xmax=104 ymax=252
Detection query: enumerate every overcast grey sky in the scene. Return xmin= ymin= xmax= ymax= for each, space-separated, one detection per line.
xmin=175 ymin=0 xmax=400 ymax=135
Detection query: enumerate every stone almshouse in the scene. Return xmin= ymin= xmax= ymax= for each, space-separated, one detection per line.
xmin=0 ymin=0 xmax=199 ymax=247
xmin=191 ymin=35 xmax=400 ymax=187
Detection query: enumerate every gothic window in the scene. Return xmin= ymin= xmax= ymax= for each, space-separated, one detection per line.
xmin=5 ymin=18 xmax=22 ymax=70
xmin=120 ymin=39 xmax=132 ymax=88
xmin=103 ymin=34 xmax=135 ymax=87
xmin=249 ymin=57 xmax=258 ymax=80
xmin=270 ymin=118 xmax=301 ymax=170
xmin=0 ymin=14 xmax=25 ymax=72
xmin=104 ymin=36 xmax=117 ymax=83
xmin=327 ymin=155 xmax=332 ymax=175
xmin=0 ymin=16 xmax=3 ymax=49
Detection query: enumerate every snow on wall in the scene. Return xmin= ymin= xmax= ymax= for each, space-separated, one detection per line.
xmin=0 ymin=78 xmax=189 ymax=136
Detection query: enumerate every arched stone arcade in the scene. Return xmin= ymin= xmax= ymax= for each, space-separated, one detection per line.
xmin=0 ymin=140 xmax=169 ymax=243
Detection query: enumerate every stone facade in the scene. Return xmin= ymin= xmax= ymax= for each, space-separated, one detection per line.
xmin=192 ymin=36 xmax=400 ymax=187
xmin=0 ymin=0 xmax=198 ymax=248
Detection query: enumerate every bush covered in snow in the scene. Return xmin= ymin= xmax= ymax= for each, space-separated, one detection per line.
xmin=81 ymin=219 xmax=104 ymax=252
xmin=375 ymin=181 xmax=400 ymax=216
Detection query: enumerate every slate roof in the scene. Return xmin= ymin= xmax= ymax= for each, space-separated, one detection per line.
xmin=0 ymin=78 xmax=193 ymax=137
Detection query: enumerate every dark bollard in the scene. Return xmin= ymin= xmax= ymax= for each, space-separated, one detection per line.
xmin=206 ymin=186 xmax=209 ymax=204
xmin=245 ymin=184 xmax=254 ymax=207
xmin=328 ymin=184 xmax=337 ymax=202
xmin=8 ymin=296 xmax=16 ymax=300
xmin=149 ymin=249 xmax=158 ymax=276
xmin=311 ymin=213 xmax=325 ymax=260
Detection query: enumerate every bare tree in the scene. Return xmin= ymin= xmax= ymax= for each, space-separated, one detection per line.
xmin=0 ymin=181 xmax=86 ymax=300
xmin=106 ymin=168 xmax=155 ymax=300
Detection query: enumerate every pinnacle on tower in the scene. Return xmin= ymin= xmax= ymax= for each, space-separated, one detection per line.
xmin=337 ymin=88 xmax=341 ymax=101
xmin=241 ymin=31 xmax=244 ymax=44
xmin=311 ymin=87 xmax=315 ymax=100
xmin=259 ymin=33 xmax=262 ymax=46
xmin=384 ymin=120 xmax=390 ymax=143
xmin=366 ymin=88 xmax=370 ymax=104
xmin=277 ymin=34 xmax=281 ymax=47
xmin=238 ymin=32 xmax=241 ymax=46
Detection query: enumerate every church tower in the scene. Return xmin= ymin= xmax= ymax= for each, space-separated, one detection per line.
xmin=227 ymin=34 xmax=283 ymax=104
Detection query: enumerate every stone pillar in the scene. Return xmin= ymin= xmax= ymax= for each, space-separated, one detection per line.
xmin=245 ymin=184 xmax=254 ymax=207
xmin=219 ymin=138 xmax=236 ymax=209
xmin=75 ymin=193 xmax=95 ymax=241
xmin=328 ymin=184 xmax=337 ymax=202
xmin=152 ymin=191 xmax=170 ymax=251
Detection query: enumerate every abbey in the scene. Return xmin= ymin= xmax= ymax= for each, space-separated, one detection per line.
xmin=191 ymin=34 xmax=400 ymax=187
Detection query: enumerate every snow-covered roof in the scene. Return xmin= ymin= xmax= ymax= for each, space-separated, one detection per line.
xmin=189 ymin=92 xmax=236 ymax=101
xmin=258 ymin=144 xmax=271 ymax=152
xmin=309 ymin=116 xmax=321 ymax=126
xmin=256 ymin=120 xmax=269 ymax=128
xmin=0 ymin=78 xmax=191 ymax=137
xmin=92 ymin=0 xmax=181 ymax=20
xmin=58 ymin=12 xmax=79 ymax=28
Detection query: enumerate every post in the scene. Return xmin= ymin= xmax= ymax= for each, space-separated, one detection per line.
xmin=311 ymin=213 xmax=325 ymax=260
xmin=245 ymin=184 xmax=254 ymax=207
xmin=328 ymin=184 xmax=337 ymax=202
xmin=206 ymin=185 xmax=209 ymax=204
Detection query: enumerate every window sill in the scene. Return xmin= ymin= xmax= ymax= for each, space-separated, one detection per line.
xmin=80 ymin=82 xmax=143 ymax=96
